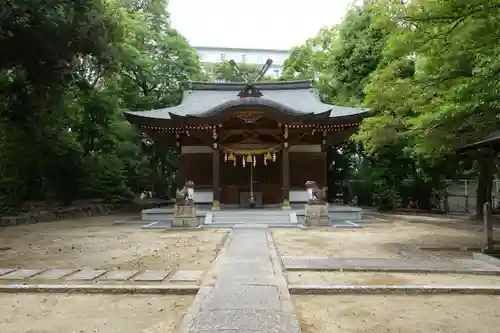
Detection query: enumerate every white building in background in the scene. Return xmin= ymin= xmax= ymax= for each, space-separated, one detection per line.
xmin=194 ymin=46 xmax=290 ymax=79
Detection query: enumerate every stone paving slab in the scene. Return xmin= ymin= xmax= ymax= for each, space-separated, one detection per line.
xmin=177 ymin=226 xmax=301 ymax=333
xmin=0 ymin=269 xmax=45 ymax=280
xmin=282 ymin=256 xmax=500 ymax=274
xmin=215 ymin=275 xmax=281 ymax=286
xmin=65 ymin=269 xmax=107 ymax=281
xmin=203 ymin=285 xmax=281 ymax=311
xmin=169 ymin=270 xmax=203 ymax=282
xmin=35 ymin=269 xmax=77 ymax=280
xmin=133 ymin=270 xmax=170 ymax=281
xmin=141 ymin=220 xmax=172 ymax=229
xmin=190 ymin=309 xmax=300 ymax=333
xmin=100 ymin=270 xmax=138 ymax=281
xmin=473 ymin=252 xmax=500 ymax=267
xmin=0 ymin=269 xmax=15 ymax=276
xmin=188 ymin=328 xmax=257 ymax=333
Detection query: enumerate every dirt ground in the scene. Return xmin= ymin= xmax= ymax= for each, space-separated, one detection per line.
xmin=0 ymin=215 xmax=228 ymax=271
xmin=287 ymin=271 xmax=500 ymax=285
xmin=273 ymin=220 xmax=487 ymax=258
xmin=0 ymin=294 xmax=192 ymax=333
xmin=295 ymin=295 xmax=500 ymax=333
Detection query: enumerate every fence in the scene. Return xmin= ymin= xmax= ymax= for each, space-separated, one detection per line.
xmin=329 ymin=179 xmax=500 ymax=214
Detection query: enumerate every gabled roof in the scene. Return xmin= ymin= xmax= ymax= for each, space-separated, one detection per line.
xmin=124 ymin=80 xmax=369 ymax=123
xmin=458 ymin=130 xmax=500 ymax=152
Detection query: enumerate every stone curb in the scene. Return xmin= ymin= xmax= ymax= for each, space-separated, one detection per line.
xmin=289 ymin=284 xmax=500 ymax=295
xmin=174 ymin=229 xmax=234 ymax=333
xmin=266 ymin=230 xmax=300 ymax=315
xmin=284 ymin=267 xmax=500 ymax=275
xmin=0 ymin=284 xmax=199 ymax=295
xmin=421 ymin=246 xmax=482 ymax=252
xmin=473 ymin=252 xmax=500 ymax=267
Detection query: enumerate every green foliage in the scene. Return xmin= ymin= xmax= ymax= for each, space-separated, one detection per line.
xmin=204 ymin=61 xmax=280 ymax=82
xmin=284 ymin=1 xmax=500 ymax=215
xmin=0 ymin=0 xmax=203 ymax=214
xmin=80 ymin=154 xmax=134 ymax=204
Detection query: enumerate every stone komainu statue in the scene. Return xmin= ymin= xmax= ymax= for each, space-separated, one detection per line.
xmin=305 ymin=181 xmax=327 ymax=204
xmin=176 ymin=181 xmax=195 ymax=205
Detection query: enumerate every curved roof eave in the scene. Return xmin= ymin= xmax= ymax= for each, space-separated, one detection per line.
xmin=171 ymin=97 xmax=323 ymax=118
xmin=122 ymin=98 xmax=371 ymax=125
xmin=457 ymin=130 xmax=500 ymax=153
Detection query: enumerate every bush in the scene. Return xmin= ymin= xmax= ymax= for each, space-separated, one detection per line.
xmin=80 ymin=153 xmax=134 ymax=204
xmin=372 ymin=181 xmax=399 ymax=211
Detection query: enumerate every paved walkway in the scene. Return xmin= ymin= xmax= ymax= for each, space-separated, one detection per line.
xmin=177 ymin=225 xmax=301 ymax=333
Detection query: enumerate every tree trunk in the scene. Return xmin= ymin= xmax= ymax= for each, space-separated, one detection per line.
xmin=475 ymin=150 xmax=494 ymax=220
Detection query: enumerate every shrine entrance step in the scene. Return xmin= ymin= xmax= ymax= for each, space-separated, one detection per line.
xmin=207 ymin=209 xmax=295 ymax=226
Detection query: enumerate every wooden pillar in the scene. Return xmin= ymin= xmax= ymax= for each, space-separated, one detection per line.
xmin=213 ymin=143 xmax=220 ymax=202
xmin=175 ymin=133 xmax=183 ymax=189
xmin=282 ymin=144 xmax=290 ymax=201
xmin=484 ymin=202 xmax=494 ymax=252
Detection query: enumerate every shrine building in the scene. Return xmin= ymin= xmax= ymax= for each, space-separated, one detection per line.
xmin=124 ymin=79 xmax=368 ymax=208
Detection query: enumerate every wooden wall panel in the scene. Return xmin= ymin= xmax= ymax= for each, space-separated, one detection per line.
xmin=181 ymin=153 xmax=212 ymax=188
xmin=290 ymin=152 xmax=326 ymax=189
xmin=219 ymin=154 xmax=282 ymax=205
xmin=262 ymin=185 xmax=282 ymax=204
xmin=221 ymin=185 xmax=239 ymax=204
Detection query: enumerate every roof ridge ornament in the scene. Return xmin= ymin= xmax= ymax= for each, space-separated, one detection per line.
xmin=229 ymin=59 xmax=273 ymax=98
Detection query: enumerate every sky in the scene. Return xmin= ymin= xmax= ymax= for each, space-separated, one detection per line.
xmin=168 ymin=0 xmax=355 ymax=50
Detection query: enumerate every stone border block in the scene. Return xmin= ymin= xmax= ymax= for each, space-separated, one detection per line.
xmin=0 ymin=269 xmax=15 ymax=277
xmin=0 ymin=269 xmax=45 ymax=280
xmin=0 ymin=284 xmax=199 ymax=295
xmin=289 ymin=284 xmax=500 ymax=295
xmin=473 ymin=252 xmax=500 ymax=267
xmin=133 ymin=270 xmax=170 ymax=282
xmin=100 ymin=270 xmax=139 ymax=281
xmin=65 ymin=269 xmax=107 ymax=281
xmin=35 ymin=269 xmax=77 ymax=280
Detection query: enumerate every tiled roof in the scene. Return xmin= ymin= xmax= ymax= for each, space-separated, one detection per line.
xmin=458 ymin=130 xmax=500 ymax=152
xmin=124 ymin=80 xmax=369 ymax=121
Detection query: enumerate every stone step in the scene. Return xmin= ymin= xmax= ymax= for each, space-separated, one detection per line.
xmin=213 ymin=212 xmax=290 ymax=217
xmin=203 ymin=223 xmax=300 ymax=228
xmin=214 ymin=216 xmax=290 ymax=222
xmin=212 ymin=220 xmax=292 ymax=224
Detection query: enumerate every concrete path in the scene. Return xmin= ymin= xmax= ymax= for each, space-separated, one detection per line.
xmin=177 ymin=225 xmax=301 ymax=333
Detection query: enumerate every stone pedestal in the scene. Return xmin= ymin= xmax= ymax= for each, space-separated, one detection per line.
xmin=172 ymin=205 xmax=199 ymax=227
xmin=304 ymin=203 xmax=329 ymax=226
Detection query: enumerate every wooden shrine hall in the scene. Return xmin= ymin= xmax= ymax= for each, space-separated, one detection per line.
xmin=124 ymin=61 xmax=369 ymax=208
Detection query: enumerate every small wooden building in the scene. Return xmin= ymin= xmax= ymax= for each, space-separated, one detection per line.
xmin=458 ymin=130 xmax=500 ymax=152
xmin=125 ymin=80 xmax=368 ymax=207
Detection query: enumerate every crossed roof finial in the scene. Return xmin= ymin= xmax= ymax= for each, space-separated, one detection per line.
xmin=229 ymin=59 xmax=273 ymax=98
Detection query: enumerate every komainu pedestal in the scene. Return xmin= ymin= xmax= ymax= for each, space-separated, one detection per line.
xmin=304 ymin=203 xmax=329 ymax=226
xmin=172 ymin=181 xmax=199 ymax=227
xmin=304 ymin=181 xmax=329 ymax=226
xmin=172 ymin=204 xmax=199 ymax=227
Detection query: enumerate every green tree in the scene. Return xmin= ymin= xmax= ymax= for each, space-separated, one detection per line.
xmin=209 ymin=61 xmax=263 ymax=82
xmin=0 ymin=0 xmax=204 ymax=213
xmin=359 ymin=0 xmax=500 ymax=217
